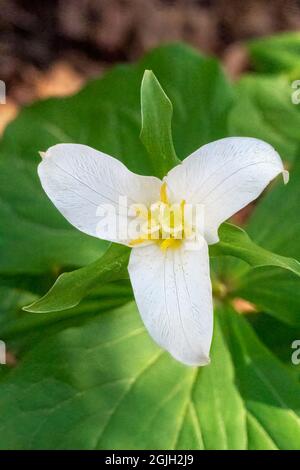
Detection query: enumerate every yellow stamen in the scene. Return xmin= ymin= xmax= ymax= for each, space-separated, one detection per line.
xmin=130 ymin=183 xmax=190 ymax=251
xmin=160 ymin=238 xmax=182 ymax=251
xmin=129 ymin=236 xmax=149 ymax=246
xmin=136 ymin=208 xmax=149 ymax=220
xmin=160 ymin=182 xmax=169 ymax=204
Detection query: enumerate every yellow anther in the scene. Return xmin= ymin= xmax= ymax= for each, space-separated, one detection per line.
xmin=160 ymin=238 xmax=182 ymax=251
xmin=129 ymin=237 xmax=148 ymax=246
xmin=129 ymin=184 xmax=190 ymax=251
xmin=135 ymin=206 xmax=149 ymax=219
xmin=160 ymin=182 xmax=169 ymax=204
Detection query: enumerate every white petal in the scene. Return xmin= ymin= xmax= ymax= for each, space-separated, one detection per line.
xmin=128 ymin=240 xmax=213 ymax=366
xmin=38 ymin=144 xmax=161 ymax=243
xmin=165 ymin=137 xmax=287 ymax=244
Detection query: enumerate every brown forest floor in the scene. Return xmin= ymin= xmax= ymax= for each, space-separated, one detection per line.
xmin=1 ymin=0 xmax=300 ymax=107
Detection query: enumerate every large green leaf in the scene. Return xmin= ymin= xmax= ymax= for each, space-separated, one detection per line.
xmin=0 ymin=302 xmax=246 ymax=450
xmin=235 ymin=267 xmax=300 ymax=326
xmin=220 ymin=306 xmax=300 ymax=450
xmin=229 ymin=74 xmax=300 ymax=162
xmin=0 ymin=282 xmax=132 ymax=346
xmin=248 ymin=313 xmax=300 ymax=380
xmin=0 ymin=301 xmax=299 ymax=449
xmin=0 ymin=286 xmax=36 ymax=338
xmin=248 ymin=32 xmax=300 ymax=74
xmin=231 ymin=159 xmax=300 ymax=326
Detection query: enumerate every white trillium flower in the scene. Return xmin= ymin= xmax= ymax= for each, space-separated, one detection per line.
xmin=38 ymin=137 xmax=288 ymax=366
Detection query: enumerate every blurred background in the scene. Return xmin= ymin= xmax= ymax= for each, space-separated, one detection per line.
xmin=1 ymin=0 xmax=300 ymax=131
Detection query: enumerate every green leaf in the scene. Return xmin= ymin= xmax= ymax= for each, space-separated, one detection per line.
xmin=0 ymin=302 xmax=247 ymax=450
xmin=231 ymin=159 xmax=300 ymax=326
xmin=210 ymin=223 xmax=300 ymax=279
xmin=235 ymin=267 xmax=300 ymax=327
xmin=246 ymin=412 xmax=277 ymax=450
xmin=23 ymin=244 xmax=130 ymax=314
xmin=183 ymin=314 xmax=247 ymax=450
xmin=220 ymin=305 xmax=300 ymax=450
xmin=229 ymin=74 xmax=300 ymax=163
xmin=140 ymin=70 xmax=180 ymax=178
xmin=0 ymin=286 xmax=36 ymax=334
xmin=248 ymin=32 xmax=300 ymax=74
xmin=0 ymin=282 xmax=132 ymax=343
xmin=0 ymin=44 xmax=233 ymax=276
xmin=1 ymin=301 xmax=299 ymax=449
xmin=248 ymin=312 xmax=300 ymax=379
xmin=247 ymin=159 xmax=300 ymax=260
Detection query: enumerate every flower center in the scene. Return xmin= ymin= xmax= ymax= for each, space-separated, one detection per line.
xmin=129 ymin=182 xmax=192 ymax=251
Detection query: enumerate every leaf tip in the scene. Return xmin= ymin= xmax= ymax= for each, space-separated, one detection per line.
xmin=22 ymin=299 xmax=47 ymax=313
xmin=22 ymin=303 xmax=36 ymax=313
xmin=144 ymin=69 xmax=153 ymax=76
xmin=141 ymin=69 xmax=155 ymax=85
